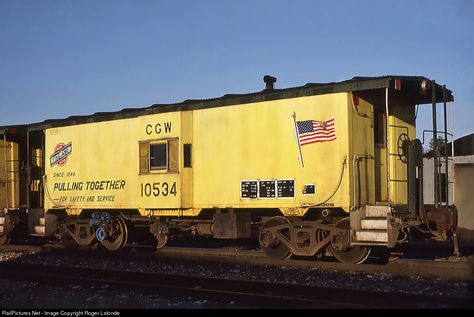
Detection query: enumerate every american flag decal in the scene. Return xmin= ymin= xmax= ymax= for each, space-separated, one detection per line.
xmin=296 ymin=117 xmax=336 ymax=146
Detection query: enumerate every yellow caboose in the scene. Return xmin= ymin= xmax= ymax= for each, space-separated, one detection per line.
xmin=0 ymin=75 xmax=457 ymax=263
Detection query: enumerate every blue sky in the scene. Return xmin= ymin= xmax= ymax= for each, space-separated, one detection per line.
xmin=1 ymin=0 xmax=473 ymax=140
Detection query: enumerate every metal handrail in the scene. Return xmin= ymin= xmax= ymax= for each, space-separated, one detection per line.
xmin=422 ymin=129 xmax=453 ymax=145
xmin=389 ymin=124 xmax=409 ymax=132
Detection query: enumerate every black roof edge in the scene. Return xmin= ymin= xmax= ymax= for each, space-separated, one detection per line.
xmin=0 ymin=124 xmax=29 ymax=135
xmin=23 ymin=75 xmax=452 ymax=132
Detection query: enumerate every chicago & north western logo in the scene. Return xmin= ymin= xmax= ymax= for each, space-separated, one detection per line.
xmin=50 ymin=142 xmax=72 ymax=167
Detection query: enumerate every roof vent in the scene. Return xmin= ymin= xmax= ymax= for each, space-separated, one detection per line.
xmin=263 ymin=75 xmax=277 ymax=90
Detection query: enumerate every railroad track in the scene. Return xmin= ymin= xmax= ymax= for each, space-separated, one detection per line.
xmin=1 ymin=243 xmax=473 ymax=281
xmin=0 ymin=261 xmax=472 ymax=308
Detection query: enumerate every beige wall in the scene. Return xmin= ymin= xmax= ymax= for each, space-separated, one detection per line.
xmin=455 ymin=163 xmax=474 ymax=230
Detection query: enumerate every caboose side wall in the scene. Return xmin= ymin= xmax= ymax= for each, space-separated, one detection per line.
xmin=44 ymin=111 xmax=184 ymax=213
xmin=192 ymin=93 xmax=351 ymax=213
xmin=43 ymin=92 xmax=356 ymax=216
xmin=42 ymin=91 xmax=413 ymax=215
xmin=348 ymin=96 xmax=376 ymax=209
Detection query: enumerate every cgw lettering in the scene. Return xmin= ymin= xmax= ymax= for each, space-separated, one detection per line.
xmin=146 ymin=122 xmax=172 ymax=135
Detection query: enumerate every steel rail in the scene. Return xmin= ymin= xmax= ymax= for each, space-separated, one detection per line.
xmin=0 ymin=243 xmax=472 ymax=281
xmin=0 ymin=262 xmax=472 ymax=309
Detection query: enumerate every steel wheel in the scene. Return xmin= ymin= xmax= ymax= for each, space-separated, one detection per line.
xmin=329 ymin=218 xmax=371 ymax=264
xmin=101 ymin=217 xmax=128 ymax=251
xmin=155 ymin=232 xmax=168 ymax=249
xmin=259 ymin=217 xmax=292 ymax=260
xmin=0 ymin=215 xmax=14 ymax=245
xmin=0 ymin=234 xmax=11 ymax=246
xmin=60 ymin=215 xmax=80 ymax=248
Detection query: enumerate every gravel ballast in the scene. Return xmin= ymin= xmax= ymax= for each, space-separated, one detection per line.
xmin=0 ymin=247 xmax=472 ymax=308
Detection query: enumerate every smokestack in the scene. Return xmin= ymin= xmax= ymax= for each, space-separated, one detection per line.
xmin=263 ymin=75 xmax=277 ymax=90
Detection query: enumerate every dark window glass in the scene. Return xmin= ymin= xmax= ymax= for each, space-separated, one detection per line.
xmin=374 ymin=111 xmax=386 ymax=146
xmin=184 ymin=144 xmax=192 ymax=168
xmin=150 ymin=143 xmax=167 ymax=170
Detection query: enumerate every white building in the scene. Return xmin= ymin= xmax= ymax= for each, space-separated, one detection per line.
xmin=423 ymin=133 xmax=474 ymax=231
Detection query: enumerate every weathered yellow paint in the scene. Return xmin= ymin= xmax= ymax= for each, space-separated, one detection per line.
xmin=44 ymin=91 xmax=410 ymax=217
xmin=0 ymin=140 xmax=20 ymax=209
xmin=192 ymin=93 xmax=349 ymax=212
xmin=388 ymin=104 xmax=415 ymax=206
xmin=180 ymin=111 xmax=193 ymax=208
xmin=348 ymin=95 xmax=375 ymax=209
xmin=45 ymin=112 xmax=183 ymax=213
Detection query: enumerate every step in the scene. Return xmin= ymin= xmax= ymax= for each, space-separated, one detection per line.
xmin=39 ymin=217 xmax=45 ymax=226
xmin=360 ymin=218 xmax=387 ymax=230
xmin=0 ymin=217 xmax=4 ymax=225
xmin=0 ymin=225 xmax=3 ymax=234
xmin=365 ymin=205 xmax=391 ymax=217
xmin=351 ymin=242 xmax=388 ymax=246
xmin=355 ymin=230 xmax=388 ymax=243
xmin=34 ymin=225 xmax=45 ymax=235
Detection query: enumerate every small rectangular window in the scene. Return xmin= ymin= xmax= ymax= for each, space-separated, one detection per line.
xmin=374 ymin=111 xmax=386 ymax=147
xmin=184 ymin=144 xmax=192 ymax=168
xmin=150 ymin=142 xmax=168 ymax=170
xmin=139 ymin=138 xmax=179 ymax=174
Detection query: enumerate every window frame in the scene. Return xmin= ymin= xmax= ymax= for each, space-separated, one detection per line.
xmin=149 ymin=141 xmax=168 ymax=171
xmin=138 ymin=137 xmax=179 ymax=175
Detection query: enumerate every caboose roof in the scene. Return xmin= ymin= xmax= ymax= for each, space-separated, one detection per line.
xmin=4 ymin=75 xmax=454 ymax=132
